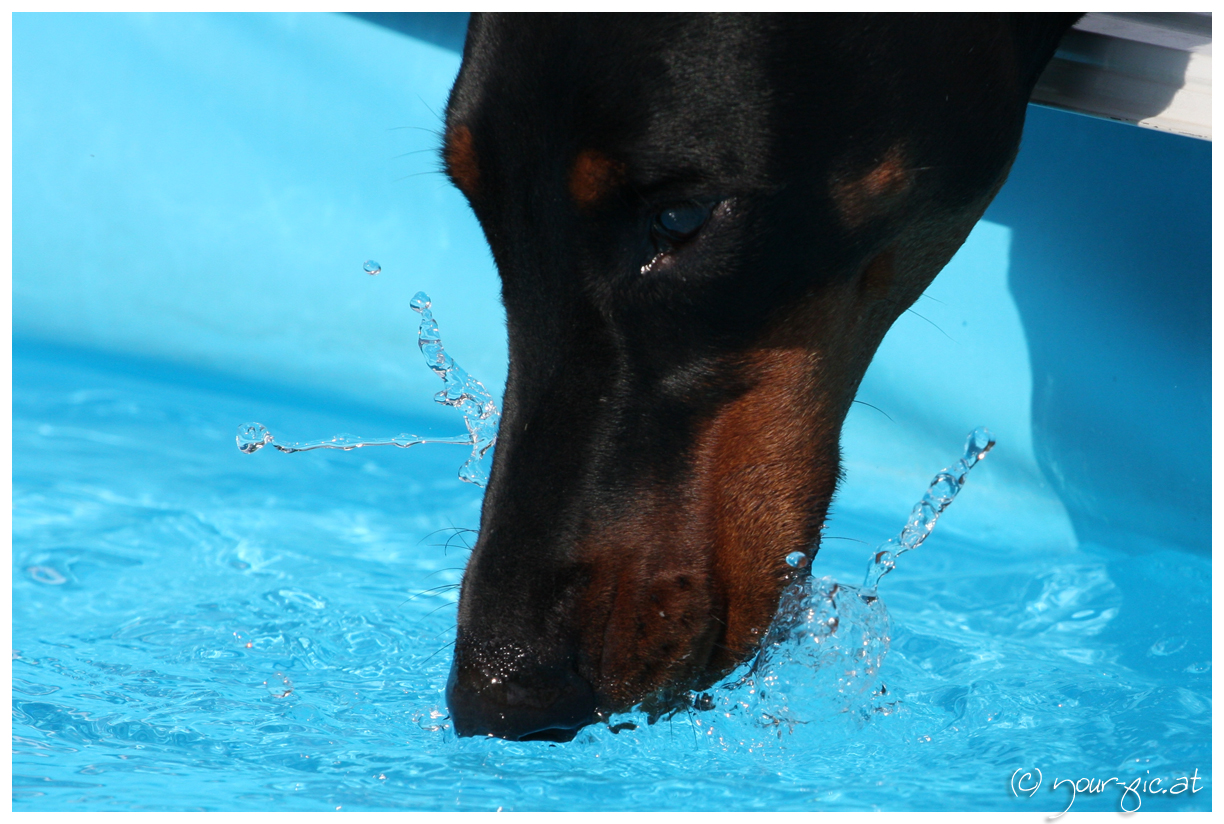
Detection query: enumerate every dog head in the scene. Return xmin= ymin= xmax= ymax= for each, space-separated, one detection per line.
xmin=438 ymin=13 xmax=1070 ymax=740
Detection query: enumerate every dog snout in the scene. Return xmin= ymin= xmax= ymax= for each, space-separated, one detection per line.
xmin=447 ymin=645 xmax=597 ymax=741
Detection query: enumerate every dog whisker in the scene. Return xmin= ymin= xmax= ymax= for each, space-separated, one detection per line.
xmin=416 ymin=93 xmax=445 ymax=124
xmin=851 ymin=399 xmax=894 ymax=422
xmin=417 ymin=639 xmax=457 ymax=668
xmin=906 ymin=308 xmax=955 ymax=342
xmin=392 ymin=169 xmax=447 ymax=184
xmin=390 ymin=148 xmax=440 ymax=160
xmin=424 ymin=600 xmax=460 ymax=619
xmin=400 ymin=582 xmax=463 ymax=606
xmin=386 ymin=124 xmax=444 ymax=137
xmin=418 ymin=526 xmax=472 ymax=544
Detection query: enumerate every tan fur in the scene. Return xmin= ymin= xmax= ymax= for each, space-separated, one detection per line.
xmin=444 ymin=125 xmax=480 ymax=196
xmin=831 ymin=144 xmax=913 ymax=229
xmin=569 ymin=150 xmax=624 ymax=208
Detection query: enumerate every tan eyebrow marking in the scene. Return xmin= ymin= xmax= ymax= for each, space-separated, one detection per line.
xmin=831 ymin=144 xmax=913 ymax=228
xmin=569 ymin=149 xmax=624 ymax=208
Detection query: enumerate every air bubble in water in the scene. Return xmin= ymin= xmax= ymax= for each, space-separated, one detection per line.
xmin=263 ymin=672 xmax=293 ymax=699
xmin=363 ymin=260 xmax=381 ymax=276
xmin=27 ymin=566 xmax=67 ymax=586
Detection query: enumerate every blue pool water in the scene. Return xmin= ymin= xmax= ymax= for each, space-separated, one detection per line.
xmin=12 ymin=12 xmax=1211 ymax=814
xmin=11 ymin=341 xmax=1212 ymax=811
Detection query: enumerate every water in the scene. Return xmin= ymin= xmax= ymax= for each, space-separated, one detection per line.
xmin=11 ymin=342 xmax=1212 ymax=811
xmin=230 ymin=292 xmax=989 ymax=741
xmin=710 ymin=427 xmax=997 ymax=740
xmin=236 ymin=292 xmax=500 ymax=488
xmin=861 ymin=427 xmax=995 ymax=591
xmin=362 ymin=260 xmax=381 ymax=276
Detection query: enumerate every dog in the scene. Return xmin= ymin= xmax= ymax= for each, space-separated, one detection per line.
xmin=438 ymin=12 xmax=1080 ymax=741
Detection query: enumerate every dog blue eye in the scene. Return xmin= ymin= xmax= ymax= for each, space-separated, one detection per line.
xmin=654 ymin=203 xmax=710 ymax=242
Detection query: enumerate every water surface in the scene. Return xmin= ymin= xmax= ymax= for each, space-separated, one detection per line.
xmin=12 ymin=342 xmax=1211 ymax=812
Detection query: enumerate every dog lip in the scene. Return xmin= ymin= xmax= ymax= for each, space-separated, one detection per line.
xmin=589 ymin=574 xmax=726 ymax=714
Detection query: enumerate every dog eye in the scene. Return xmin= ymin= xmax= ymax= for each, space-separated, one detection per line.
xmin=652 ymin=202 xmax=712 ymax=244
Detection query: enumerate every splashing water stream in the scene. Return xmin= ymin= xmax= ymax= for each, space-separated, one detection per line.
xmin=860 ymin=427 xmax=996 ymax=592
xmin=236 ymin=291 xmax=500 ymax=486
xmin=703 ymin=427 xmax=996 ymax=735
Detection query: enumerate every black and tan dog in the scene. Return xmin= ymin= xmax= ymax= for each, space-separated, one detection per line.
xmin=439 ymin=12 xmax=1079 ymax=741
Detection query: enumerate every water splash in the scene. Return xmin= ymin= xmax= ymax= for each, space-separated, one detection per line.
xmin=707 ymin=428 xmax=995 ymax=735
xmin=363 ymin=260 xmax=381 ymax=275
xmin=784 ymin=550 xmax=808 ymax=569
xmin=237 ymin=291 xmax=500 ymax=487
xmin=861 ymin=426 xmax=995 ymax=591
xmin=235 ymin=424 xmax=469 ymax=454
xmin=408 ymin=291 xmax=501 ymax=487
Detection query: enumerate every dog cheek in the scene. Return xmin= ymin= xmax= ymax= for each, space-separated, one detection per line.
xmin=696 ymin=349 xmax=839 ymax=669
xmin=859 ymin=248 xmax=898 ymax=303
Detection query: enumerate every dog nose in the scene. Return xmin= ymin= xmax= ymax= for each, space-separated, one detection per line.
xmin=446 ymin=657 xmax=597 ymax=742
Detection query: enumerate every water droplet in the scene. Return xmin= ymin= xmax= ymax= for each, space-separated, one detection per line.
xmin=363 ymin=259 xmax=381 ymax=276
xmin=786 ymin=551 xmax=808 ymax=569
xmin=964 ymin=426 xmax=996 ymax=465
xmin=236 ymin=423 xmax=273 ymax=454
xmin=926 ymin=473 xmax=959 ymax=506
xmin=409 ymin=291 xmax=431 ymax=313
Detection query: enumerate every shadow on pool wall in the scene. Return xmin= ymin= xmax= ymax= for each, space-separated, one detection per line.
xmin=986 ymin=107 xmax=1210 ymax=558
